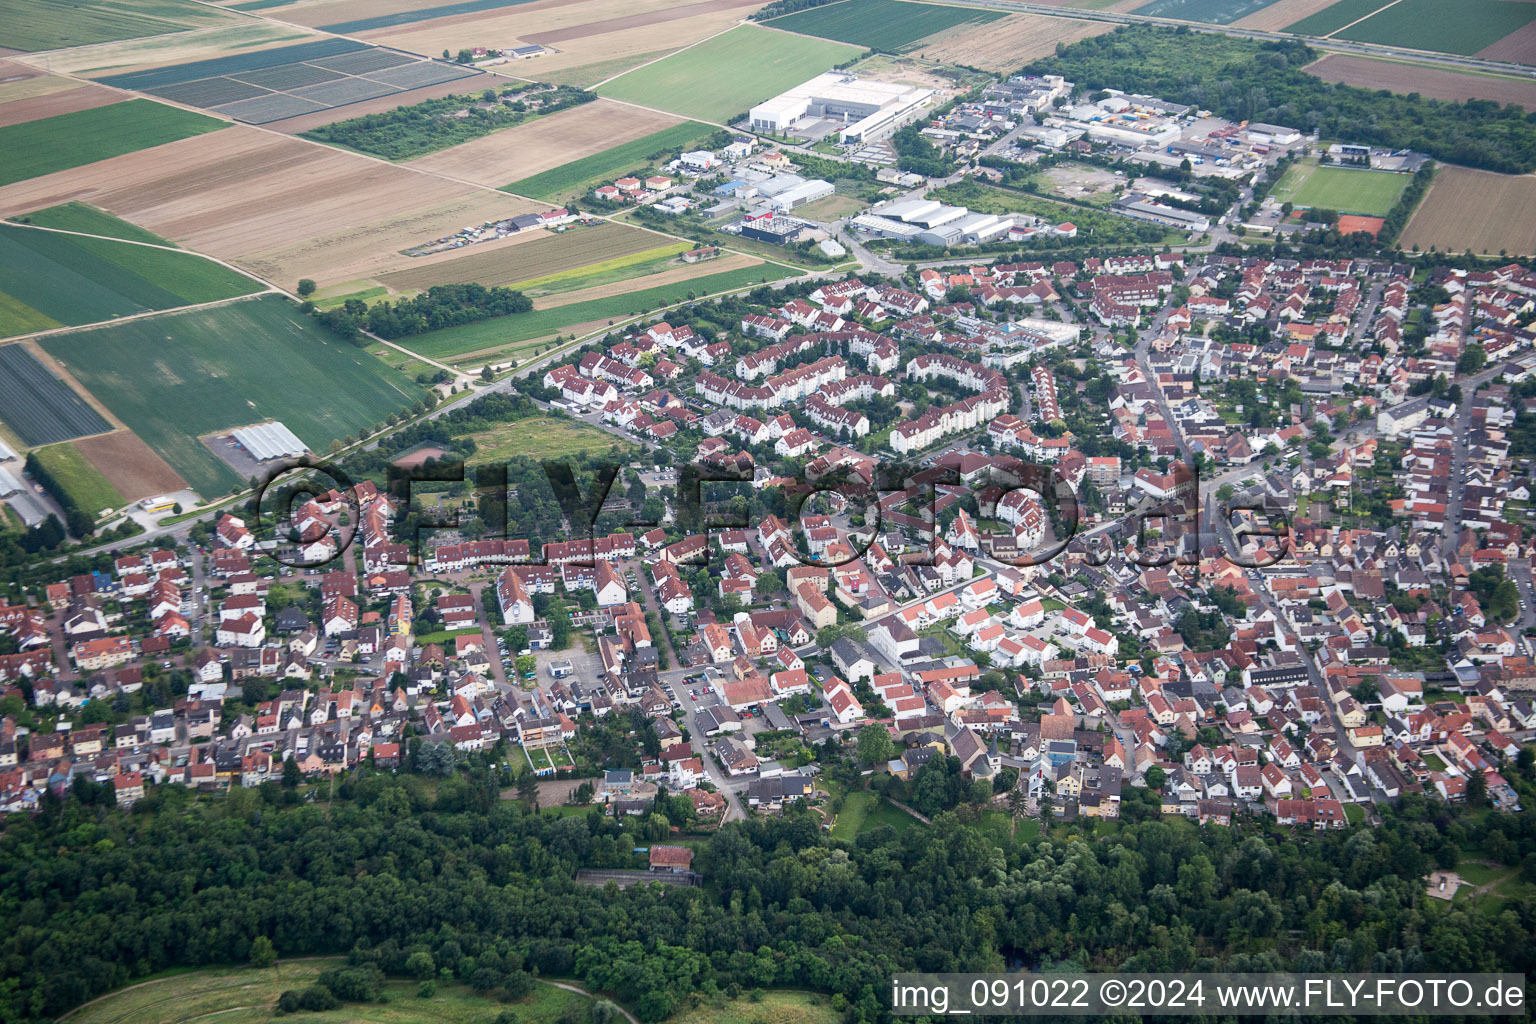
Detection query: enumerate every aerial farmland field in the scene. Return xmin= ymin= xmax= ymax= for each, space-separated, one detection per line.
xmin=1282 ymin=0 xmax=1381 ymax=35
xmin=597 ymin=25 xmax=862 ymax=122
xmin=40 ymin=295 xmax=427 ymax=495
xmin=1269 ymin=162 xmax=1410 ymax=216
xmin=1401 ymin=165 xmax=1536 ymax=255
xmin=1130 ymin=0 xmax=1283 ymax=23
xmin=1332 ymin=0 xmax=1536 ymax=55
xmin=0 ymin=344 xmax=112 ymax=447
xmin=30 ymin=442 xmax=126 ymax=517
xmin=377 ymin=222 xmax=678 ymax=291
xmin=0 ymin=100 xmax=227 ymax=187
xmin=0 ymin=224 xmax=264 ymax=338
xmin=0 ymin=0 xmax=239 ymax=52
xmin=505 ymin=120 xmax=718 ymax=201
xmin=763 ymin=0 xmax=1005 ymax=51
xmin=9 ymin=203 xmax=177 ymax=246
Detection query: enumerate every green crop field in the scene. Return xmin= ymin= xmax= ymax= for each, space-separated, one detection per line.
xmin=1334 ymin=0 xmax=1536 ymax=54
xmin=0 ymin=100 xmax=227 ymax=187
xmin=1270 ymin=162 xmax=1409 ymax=215
xmin=504 ymin=121 xmax=717 ymax=201
xmin=67 ymin=962 xmax=593 ymax=1024
xmin=764 ymin=0 xmax=1004 ymax=51
xmin=10 ymin=203 xmax=176 ymax=246
xmin=1130 ymin=0 xmax=1282 ymax=24
xmin=463 ymin=416 xmax=635 ymax=464
xmin=41 ymin=295 xmax=426 ymax=496
xmin=0 ymin=224 xmax=264 ymax=338
xmin=1284 ymin=0 xmax=1382 ymax=35
xmin=400 ymin=263 xmax=800 ymax=361
xmin=597 ymin=25 xmax=862 ymax=123
xmin=31 ymin=442 xmax=126 ymax=517
xmin=0 ymin=0 xmax=232 ymax=52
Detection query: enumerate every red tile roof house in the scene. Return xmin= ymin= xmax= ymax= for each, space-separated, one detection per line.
xmin=649 ymin=844 xmax=694 ymax=873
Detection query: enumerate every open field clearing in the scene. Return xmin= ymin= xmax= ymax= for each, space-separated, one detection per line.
xmin=67 ymin=963 xmax=594 ymax=1024
xmin=9 ymin=202 xmax=177 ymax=245
xmin=1270 ymin=161 xmax=1409 ymax=215
xmin=0 ymin=63 xmax=91 ymax=105
xmin=793 ymin=194 xmax=869 ymax=220
xmin=912 ymin=12 xmax=1111 ymax=70
xmin=0 ymin=82 xmax=124 ymax=130
xmin=315 ymin=0 xmax=541 ymax=34
xmin=0 ymin=224 xmax=263 ymax=337
xmin=528 ymin=249 xmax=760 ymax=305
xmin=1130 ymin=0 xmax=1283 ymax=23
xmin=1334 ymin=0 xmax=1536 ymax=55
xmin=1283 ymin=0 xmax=1380 ymax=34
xmin=0 ymin=0 xmax=240 ymax=52
xmin=72 ymin=429 xmax=187 ymax=501
xmin=505 ymin=120 xmax=716 ymax=200
xmin=32 ymin=20 xmax=315 ymax=79
xmin=406 ymin=98 xmax=681 ymax=187
xmin=41 ymin=295 xmax=427 ymax=495
xmin=765 ymin=0 xmax=1005 ymax=51
xmin=669 ymin=992 xmax=840 ymax=1024
xmin=31 ymin=442 xmax=125 ymax=517
xmin=533 ymin=49 xmax=675 ymax=87
xmin=1306 ymin=53 xmax=1536 ymax=106
xmin=0 ymin=127 xmax=544 ymax=287
xmin=507 ymin=243 xmax=692 ymax=296
xmin=401 ymin=262 xmax=796 ymax=362
xmin=377 ymin=221 xmax=671 ymax=290
xmin=0 ymin=100 xmax=227 ymax=188
xmin=0 ymin=344 xmax=112 ymax=447
xmin=1401 ymin=165 xmax=1536 ymax=255
xmin=465 ymin=415 xmax=635 ymax=463
xmin=1477 ymin=19 xmax=1536 ymax=63
xmin=370 ymin=0 xmax=755 ymax=76
xmin=1230 ymin=0 xmax=1336 ymax=29
xmin=597 ymin=25 xmax=861 ymax=122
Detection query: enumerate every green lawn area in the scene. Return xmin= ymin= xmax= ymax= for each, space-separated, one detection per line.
xmin=669 ymin=991 xmax=840 ymax=1024
xmin=1455 ymin=861 xmax=1507 ymax=886
xmin=0 ymin=223 xmax=263 ymax=338
xmin=1344 ymin=803 xmax=1365 ymax=824
xmin=1422 ymin=751 xmax=1449 ymax=771
xmin=830 ymin=789 xmax=877 ymax=840
xmin=858 ymin=798 xmax=920 ymax=834
xmin=31 ymin=442 xmax=126 ymax=517
xmin=597 ymin=25 xmax=862 ymax=123
xmin=1334 ymin=0 xmax=1536 ymax=55
xmin=1269 ymin=161 xmax=1409 ymax=216
xmin=41 ymin=295 xmax=426 ymax=496
xmin=505 ymin=121 xmax=717 ymax=201
xmin=462 ymin=415 xmax=635 ymax=463
xmin=764 ymin=0 xmax=1004 ymax=51
xmin=0 ymin=0 xmax=232 ymax=52
xmin=412 ymin=627 xmax=482 ymax=645
xmin=9 ymin=202 xmax=176 ymax=246
xmin=398 ymin=263 xmax=800 ymax=363
xmin=0 ymin=100 xmax=226 ymax=187
xmin=67 ymin=962 xmax=593 ymax=1024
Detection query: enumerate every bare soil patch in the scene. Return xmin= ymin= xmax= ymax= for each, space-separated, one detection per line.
xmin=1307 ymin=53 xmax=1536 ymax=106
xmin=1477 ymin=19 xmax=1536 ymax=62
xmin=73 ymin=429 xmax=187 ymax=500
xmin=911 ymin=13 xmax=1111 ymax=71
xmin=0 ymin=83 xmax=122 ymax=128
xmin=1401 ymin=164 xmax=1536 ymax=254
xmin=391 ymin=443 xmax=452 ymax=467
xmin=406 ymin=98 xmax=681 ymax=187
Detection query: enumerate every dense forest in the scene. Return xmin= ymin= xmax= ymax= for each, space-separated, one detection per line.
xmin=303 ymin=85 xmax=595 ymax=161
xmin=312 ymin=283 xmax=533 ymax=342
xmin=3 ymin=766 xmax=1533 ymax=1024
xmin=1024 ymin=27 xmax=1536 ymax=175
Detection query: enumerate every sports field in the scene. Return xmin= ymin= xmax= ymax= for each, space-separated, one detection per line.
xmin=1332 ymin=0 xmax=1536 ymax=55
xmin=31 ymin=442 xmax=126 ymax=517
xmin=505 ymin=121 xmax=717 ymax=201
xmin=764 ymin=0 xmax=1005 ymax=51
xmin=0 ymin=100 xmax=227 ymax=188
xmin=9 ymin=202 xmax=176 ymax=246
xmin=41 ymin=295 xmax=427 ymax=495
xmin=597 ymin=25 xmax=862 ymax=123
xmin=0 ymin=0 xmax=237 ymax=52
xmin=377 ymin=222 xmax=673 ymax=291
xmin=400 ymin=263 xmax=798 ymax=362
xmin=1130 ymin=0 xmax=1282 ymax=23
xmin=0 ymin=224 xmax=264 ymax=338
xmin=1270 ymin=162 xmax=1409 ymax=216
xmin=0 ymin=344 xmax=112 ymax=447
xmin=464 ymin=415 xmax=636 ymax=464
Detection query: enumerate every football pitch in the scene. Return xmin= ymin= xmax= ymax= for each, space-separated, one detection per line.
xmin=40 ymin=295 xmax=426 ymax=496
xmin=1271 ymin=163 xmax=1409 ymax=216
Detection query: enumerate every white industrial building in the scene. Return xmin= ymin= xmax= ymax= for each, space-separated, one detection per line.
xmin=232 ymin=421 xmax=309 ymax=462
xmin=852 ymin=197 xmax=1014 ymax=247
xmin=749 ymin=73 xmax=934 ymax=144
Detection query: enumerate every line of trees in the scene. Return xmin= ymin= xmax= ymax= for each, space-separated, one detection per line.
xmin=312 ymin=283 xmax=532 ymax=342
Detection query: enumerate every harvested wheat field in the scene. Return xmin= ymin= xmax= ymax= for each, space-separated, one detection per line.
xmin=1401 ymin=165 xmax=1536 ymax=255
xmin=73 ymin=429 xmax=186 ymax=501
xmin=378 ymin=220 xmax=667 ymax=290
xmin=0 ymin=62 xmax=95 ymax=104
xmin=0 ymin=82 xmax=124 ymax=129
xmin=531 ymin=250 xmax=760 ymax=308
xmin=407 ymin=98 xmax=681 ymax=187
xmin=1231 ymin=0 xmax=1337 ymax=29
xmin=372 ymin=0 xmax=756 ymax=75
xmin=1307 ymin=54 xmax=1536 ymax=107
xmin=0 ymin=127 xmax=543 ymax=286
xmin=911 ymin=13 xmax=1111 ymax=71
xmin=1478 ymin=20 xmax=1536 ymax=63
xmin=29 ymin=21 xmax=314 ymax=79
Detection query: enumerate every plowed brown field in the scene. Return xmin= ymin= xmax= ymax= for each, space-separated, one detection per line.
xmin=74 ymin=430 xmax=186 ymax=501
xmin=1400 ymin=165 xmax=1536 ymax=255
xmin=910 ymin=13 xmax=1111 ymax=71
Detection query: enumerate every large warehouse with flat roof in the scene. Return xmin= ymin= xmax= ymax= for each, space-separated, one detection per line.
xmin=232 ymin=421 xmax=309 ymax=462
xmin=749 ymin=73 xmax=934 ymax=145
